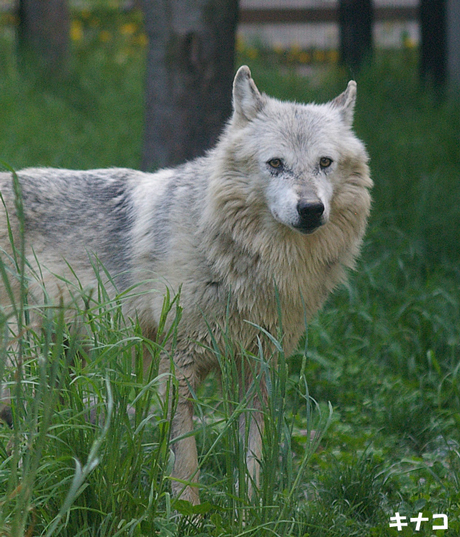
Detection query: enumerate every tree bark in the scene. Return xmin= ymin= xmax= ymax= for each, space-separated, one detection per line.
xmin=18 ymin=0 xmax=70 ymax=78
xmin=141 ymin=0 xmax=240 ymax=170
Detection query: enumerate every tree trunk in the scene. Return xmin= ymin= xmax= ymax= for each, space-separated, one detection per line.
xmin=18 ymin=0 xmax=70 ymax=78
xmin=141 ymin=0 xmax=240 ymax=170
xmin=339 ymin=0 xmax=373 ymax=72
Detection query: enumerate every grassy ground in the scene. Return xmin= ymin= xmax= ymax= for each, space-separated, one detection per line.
xmin=0 ymin=25 xmax=459 ymax=536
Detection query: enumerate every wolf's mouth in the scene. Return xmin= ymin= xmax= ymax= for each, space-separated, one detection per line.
xmin=293 ymin=221 xmax=324 ymax=235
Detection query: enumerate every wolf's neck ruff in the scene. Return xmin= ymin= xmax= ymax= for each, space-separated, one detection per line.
xmin=200 ymin=151 xmax=370 ymax=323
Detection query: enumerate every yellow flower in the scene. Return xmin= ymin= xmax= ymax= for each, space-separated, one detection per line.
xmin=135 ymin=33 xmax=149 ymax=47
xmin=298 ymin=51 xmax=311 ymax=64
xmin=120 ymin=23 xmax=137 ymax=36
xmin=313 ymin=50 xmax=326 ymax=63
xmin=236 ymin=35 xmax=245 ymax=54
xmin=403 ymin=37 xmax=417 ymax=49
xmin=70 ymin=20 xmax=83 ymax=42
xmin=99 ymin=30 xmax=112 ymax=43
xmin=328 ymin=50 xmax=339 ymax=63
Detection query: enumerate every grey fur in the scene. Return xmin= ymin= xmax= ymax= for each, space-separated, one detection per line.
xmin=0 ymin=66 xmax=372 ymax=504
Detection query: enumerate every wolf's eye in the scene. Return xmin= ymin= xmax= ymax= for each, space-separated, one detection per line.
xmin=268 ymin=158 xmax=283 ymax=170
xmin=319 ymin=157 xmax=333 ymax=169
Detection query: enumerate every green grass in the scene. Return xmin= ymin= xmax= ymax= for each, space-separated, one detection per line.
xmin=0 ymin=29 xmax=460 ymax=536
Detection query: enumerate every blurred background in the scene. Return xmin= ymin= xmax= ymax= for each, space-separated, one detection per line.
xmin=0 ymin=0 xmax=458 ymax=166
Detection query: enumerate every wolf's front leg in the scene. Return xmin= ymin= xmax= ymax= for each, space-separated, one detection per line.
xmin=239 ymin=372 xmax=267 ymax=499
xmin=239 ymin=401 xmax=264 ymax=499
xmin=170 ymin=369 xmax=200 ymax=505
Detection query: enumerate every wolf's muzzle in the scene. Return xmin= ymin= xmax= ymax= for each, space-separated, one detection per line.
xmin=296 ymin=199 xmax=325 ymax=234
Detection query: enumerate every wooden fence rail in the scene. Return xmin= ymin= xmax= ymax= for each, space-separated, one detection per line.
xmin=239 ymin=6 xmax=418 ymax=24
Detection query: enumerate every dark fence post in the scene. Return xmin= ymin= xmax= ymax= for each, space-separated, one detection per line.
xmin=17 ymin=0 xmax=70 ymax=78
xmin=339 ymin=0 xmax=373 ymax=71
xmin=447 ymin=0 xmax=460 ymax=88
xmin=420 ymin=0 xmax=447 ymax=87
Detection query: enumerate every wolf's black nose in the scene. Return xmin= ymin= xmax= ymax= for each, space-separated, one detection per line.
xmin=297 ymin=200 xmax=324 ymax=219
xmin=296 ymin=199 xmax=325 ymax=234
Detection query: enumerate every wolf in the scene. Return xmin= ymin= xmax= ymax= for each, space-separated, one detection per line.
xmin=0 ymin=66 xmax=372 ymax=504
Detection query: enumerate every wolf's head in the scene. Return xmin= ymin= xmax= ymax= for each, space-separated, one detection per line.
xmin=222 ymin=65 xmax=370 ymax=236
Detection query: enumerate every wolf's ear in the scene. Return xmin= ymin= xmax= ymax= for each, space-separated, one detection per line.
xmin=330 ymin=81 xmax=357 ymax=127
xmin=233 ymin=65 xmax=264 ymax=122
